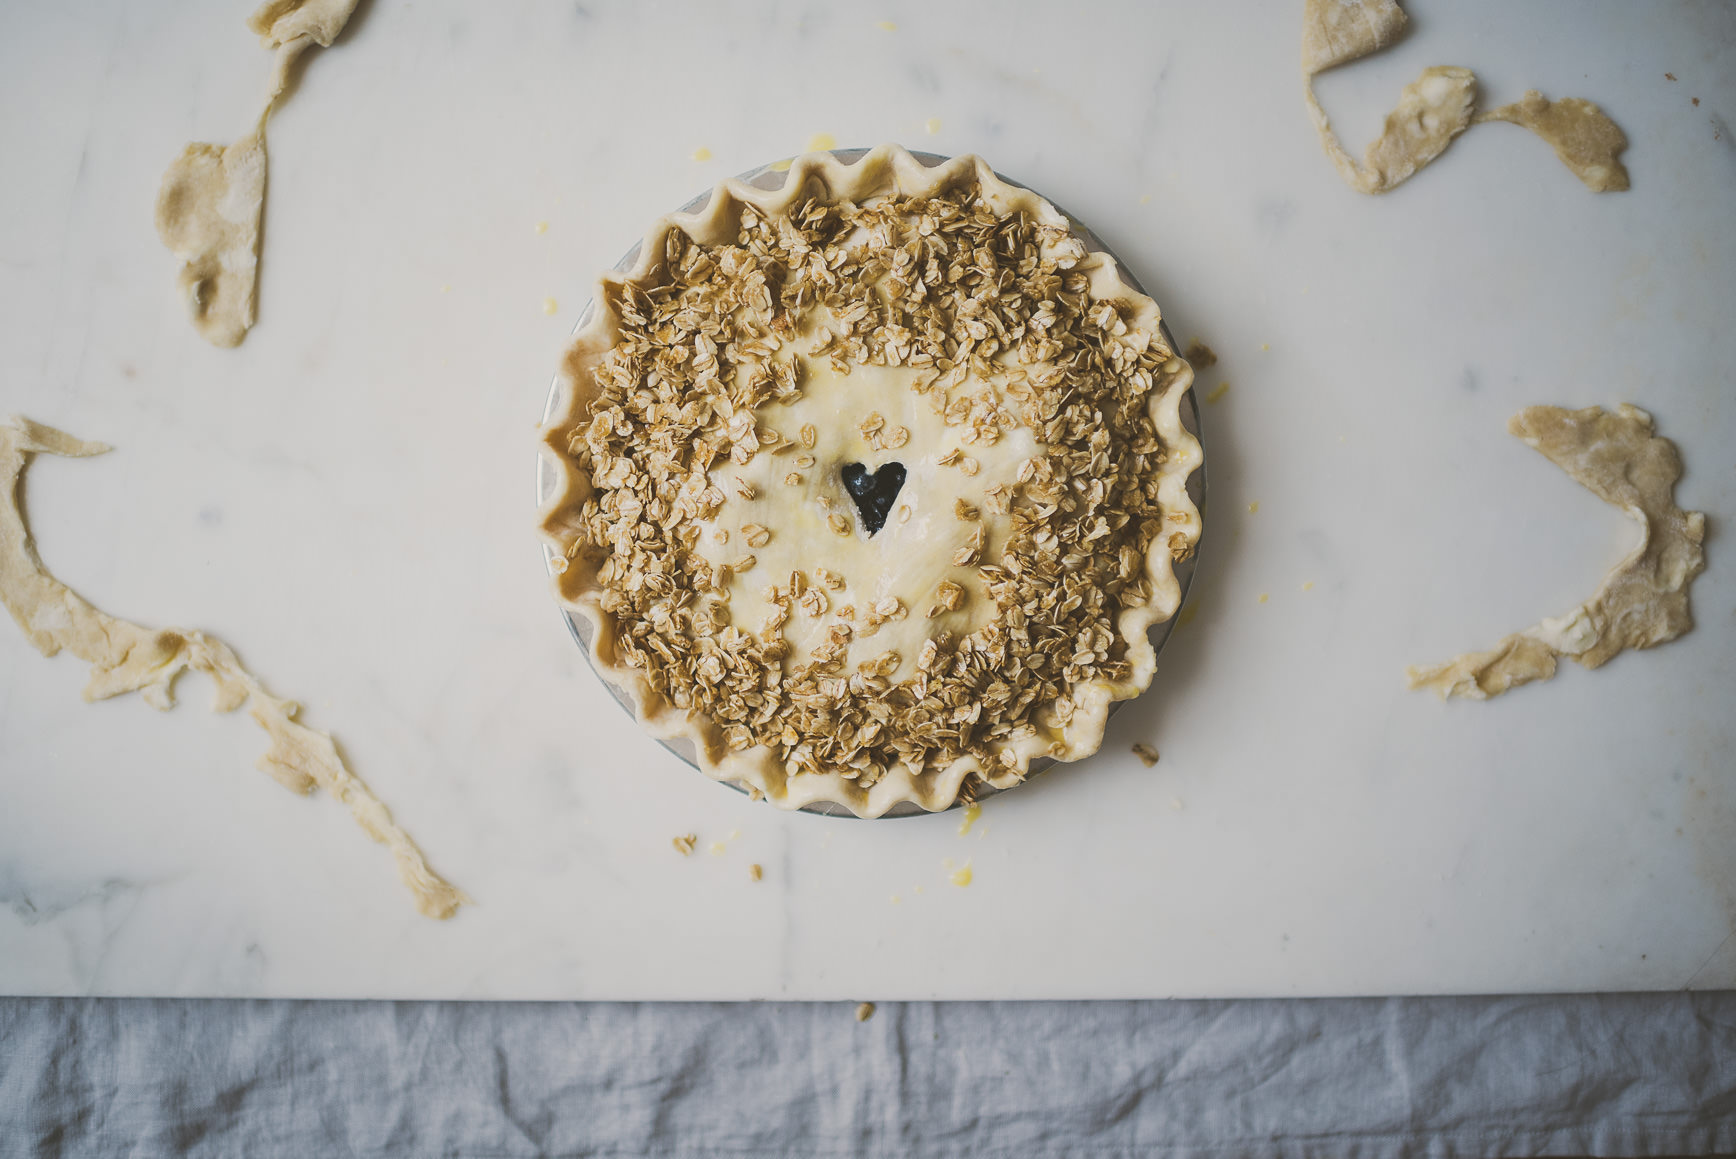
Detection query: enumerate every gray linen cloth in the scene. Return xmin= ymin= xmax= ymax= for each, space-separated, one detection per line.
xmin=3 ymin=994 xmax=1734 ymax=1157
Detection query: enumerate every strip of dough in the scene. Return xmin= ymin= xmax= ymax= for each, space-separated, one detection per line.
xmin=1476 ymin=91 xmax=1631 ymax=192
xmin=1300 ymin=0 xmax=1629 ymax=195
xmin=155 ymin=0 xmax=359 ymax=348
xmin=1409 ymin=405 xmax=1705 ymax=700
xmin=0 ymin=416 xmax=465 ymax=919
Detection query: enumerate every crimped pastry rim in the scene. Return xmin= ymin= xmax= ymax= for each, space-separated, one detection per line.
xmin=537 ymin=144 xmax=1203 ymax=818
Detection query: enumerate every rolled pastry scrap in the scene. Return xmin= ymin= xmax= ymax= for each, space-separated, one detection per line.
xmin=1408 ymin=405 xmax=1705 ymax=700
xmin=0 ymin=416 xmax=465 ymax=918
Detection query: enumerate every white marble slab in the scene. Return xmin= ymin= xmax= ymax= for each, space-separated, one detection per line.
xmin=0 ymin=0 xmax=1731 ymax=999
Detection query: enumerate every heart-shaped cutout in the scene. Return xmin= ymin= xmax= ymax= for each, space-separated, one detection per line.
xmin=840 ymin=462 xmax=907 ymax=536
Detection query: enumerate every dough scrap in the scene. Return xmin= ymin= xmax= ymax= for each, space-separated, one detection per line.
xmin=1351 ymin=66 xmax=1478 ymax=194
xmin=1477 ymin=91 xmax=1631 ymax=192
xmin=154 ymin=0 xmax=359 ymax=347
xmin=1408 ymin=405 xmax=1706 ymax=700
xmin=1301 ymin=0 xmax=1476 ymax=194
xmin=1300 ymin=0 xmax=1629 ymax=195
xmin=0 ymin=416 xmax=465 ymax=919
xmin=154 ymin=133 xmax=268 ymax=349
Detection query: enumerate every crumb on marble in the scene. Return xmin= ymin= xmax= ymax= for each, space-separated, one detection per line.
xmin=672 ymin=834 xmax=697 ymax=856
xmin=535 ymin=220 xmax=549 ymax=235
xmin=542 ymin=297 xmax=558 ymax=316
xmin=1183 ymin=341 xmax=1217 ymax=370
xmin=877 ymin=20 xmax=897 ymax=31
xmin=1206 ymin=381 xmax=1230 ymax=404
xmin=1303 ymin=581 xmax=1315 ymax=592
xmin=1132 ymin=742 xmax=1160 ymax=767
xmin=856 ymin=1002 xmax=876 ymax=1021
xmin=924 ymin=117 xmax=942 ymax=135
xmin=692 ymin=146 xmax=713 ymax=161
xmin=1259 ymin=593 xmax=1270 ymax=604
xmin=749 ymin=863 xmax=763 ymax=881
xmin=1247 ymin=501 xmax=1260 ymax=514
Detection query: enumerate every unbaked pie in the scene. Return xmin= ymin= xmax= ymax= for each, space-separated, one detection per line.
xmin=538 ymin=145 xmax=1202 ymax=817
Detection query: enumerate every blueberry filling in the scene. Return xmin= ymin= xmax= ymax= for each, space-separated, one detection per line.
xmin=839 ymin=462 xmax=907 ymax=535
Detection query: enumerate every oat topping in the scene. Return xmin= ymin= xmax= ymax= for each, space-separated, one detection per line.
xmin=546 ymin=162 xmax=1194 ymax=796
xmin=928 ymin=580 xmax=966 ymax=618
xmin=951 ymin=526 xmax=984 ymax=568
xmin=799 ymin=587 xmax=829 ymax=618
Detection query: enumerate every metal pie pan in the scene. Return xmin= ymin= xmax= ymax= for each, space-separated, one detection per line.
xmin=538 ymin=148 xmax=1204 ymax=818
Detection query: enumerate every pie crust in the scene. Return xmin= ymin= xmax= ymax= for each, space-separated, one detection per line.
xmin=538 ymin=144 xmax=1201 ymax=817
